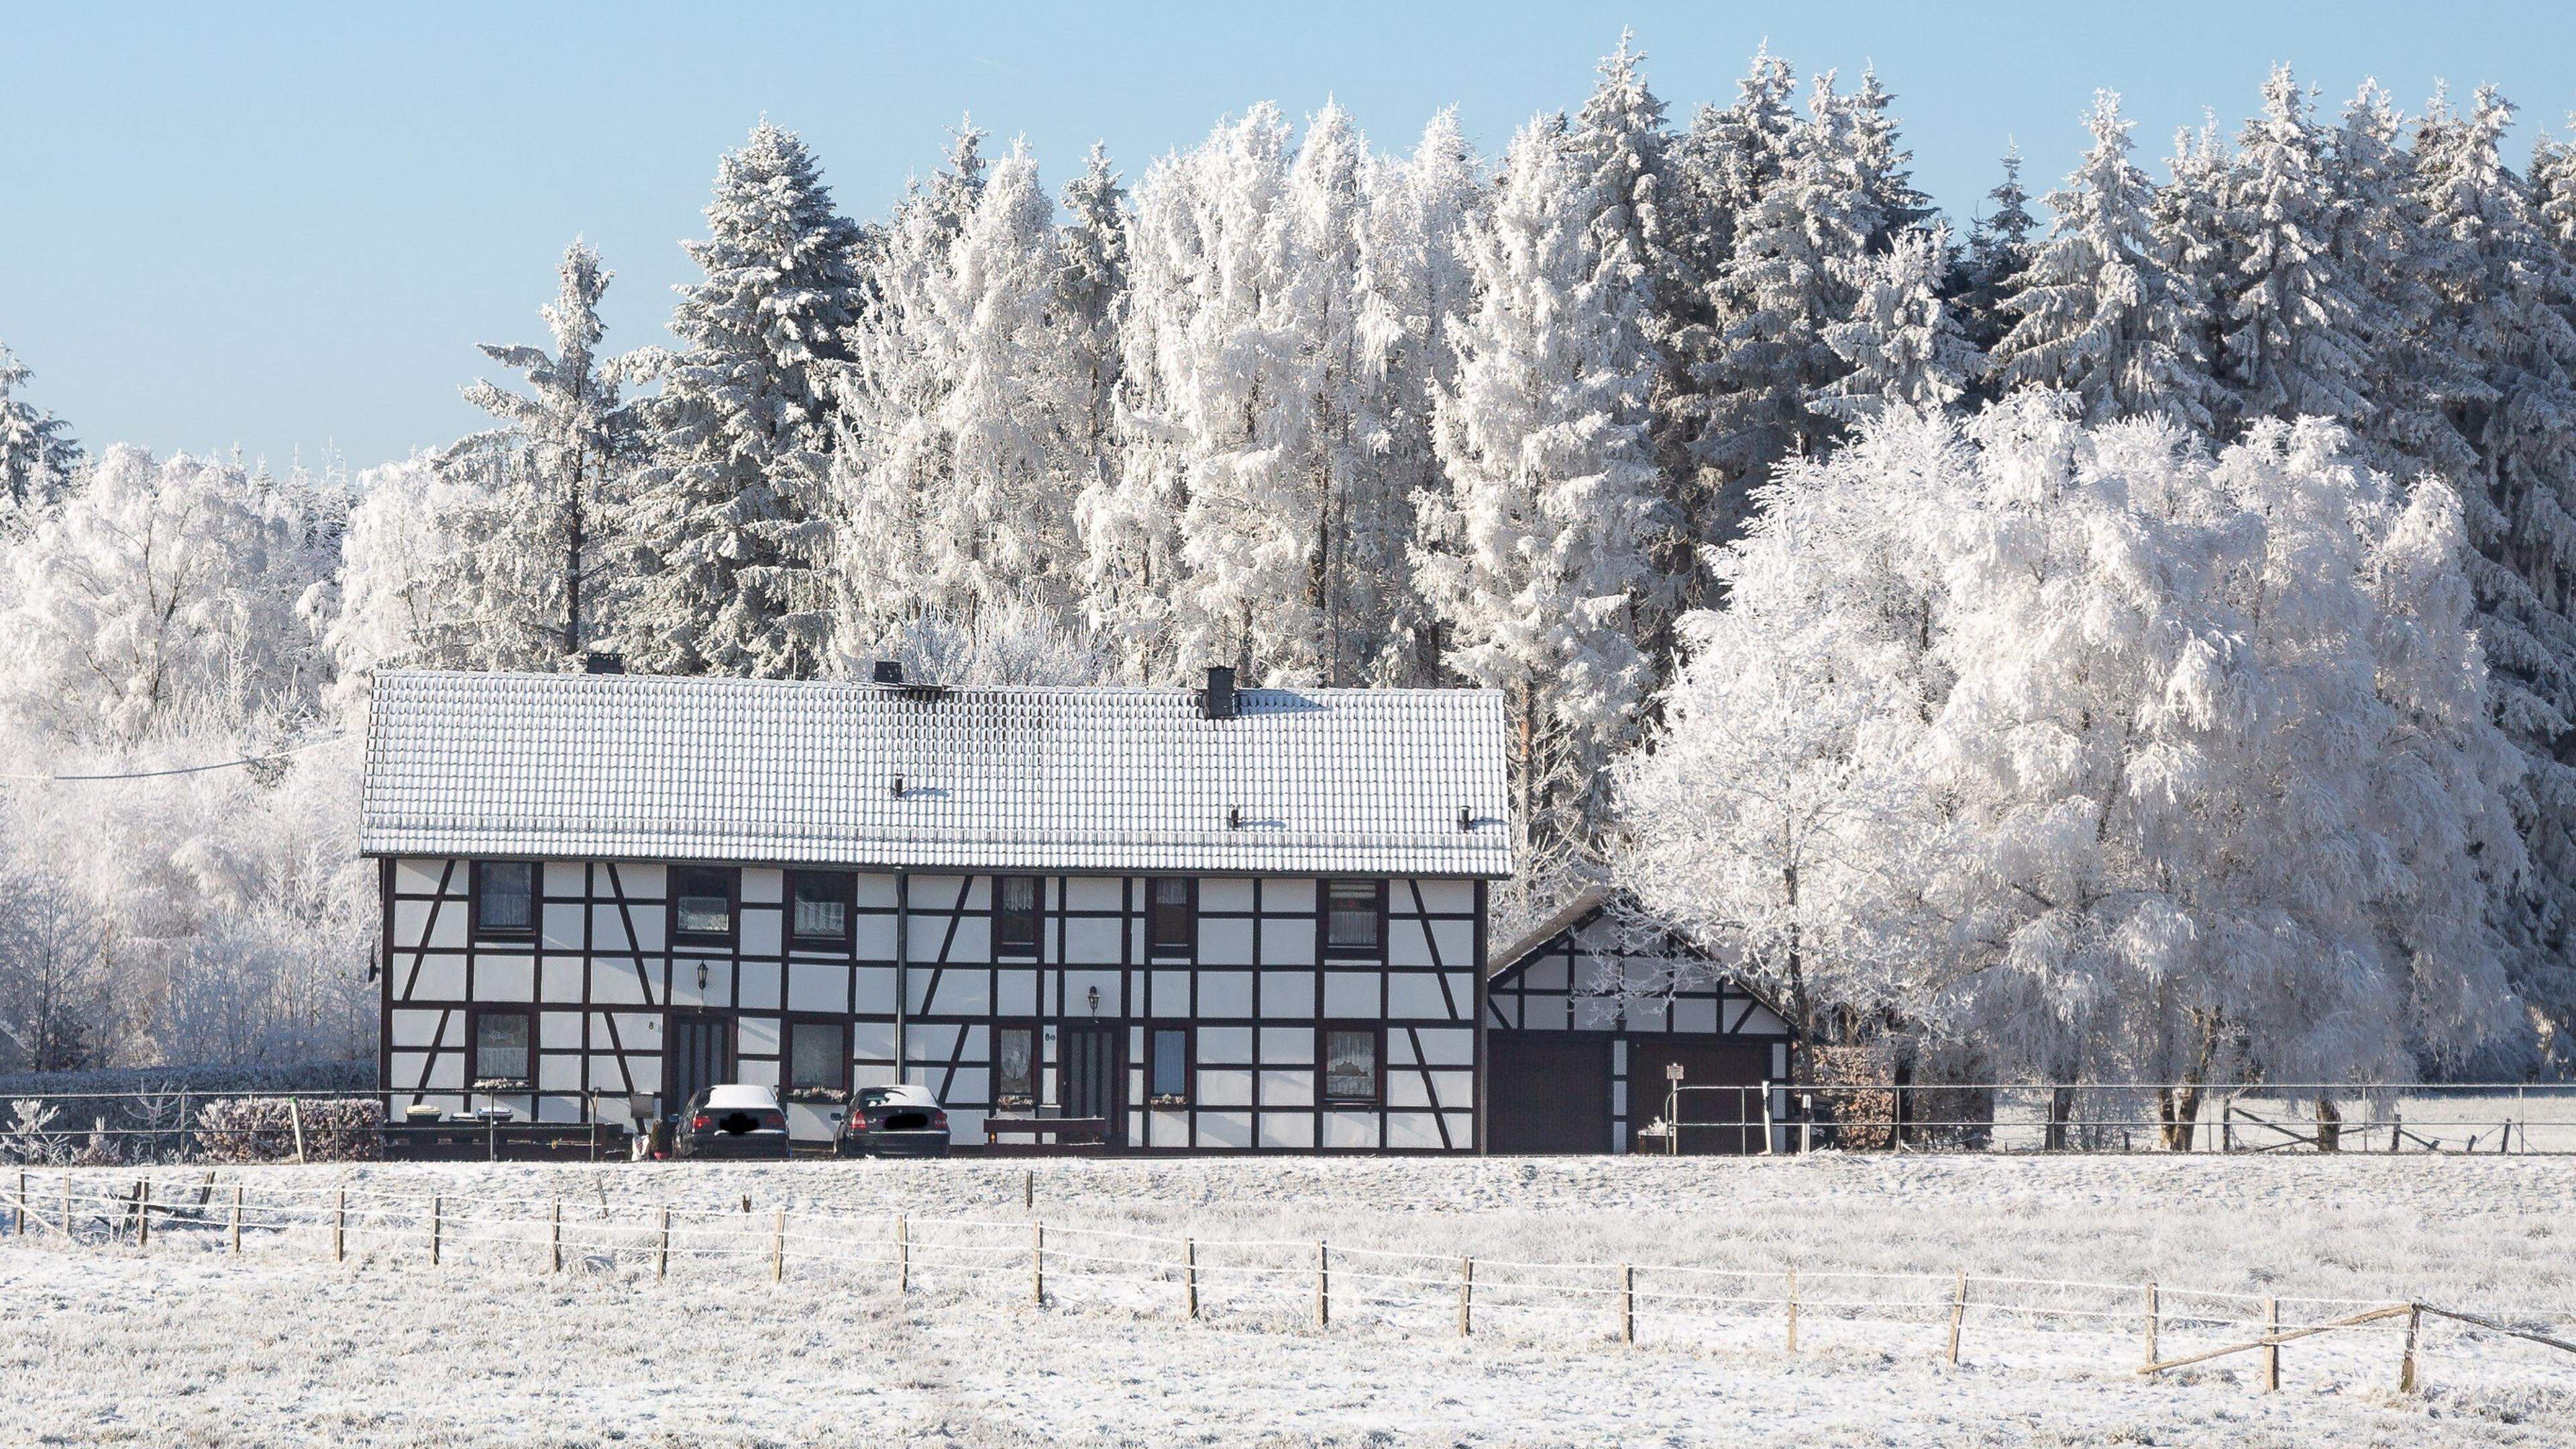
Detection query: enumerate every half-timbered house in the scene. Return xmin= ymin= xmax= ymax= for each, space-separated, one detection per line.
xmin=1485 ymin=889 xmax=1796 ymax=1153
xmin=360 ymin=665 xmax=1510 ymax=1152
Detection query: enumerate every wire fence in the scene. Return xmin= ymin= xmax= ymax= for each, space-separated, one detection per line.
xmin=9 ymin=1167 xmax=2573 ymax=1395
xmin=1656 ymin=1081 xmax=2576 ymax=1155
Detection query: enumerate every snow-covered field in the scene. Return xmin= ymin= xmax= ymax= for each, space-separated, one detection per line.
xmin=6 ymin=1154 xmax=2574 ymax=1446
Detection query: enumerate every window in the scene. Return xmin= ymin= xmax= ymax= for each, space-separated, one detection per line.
xmin=472 ymin=1011 xmax=531 ymax=1085
xmin=1148 ymin=877 xmax=1195 ymax=955
xmin=1322 ymin=1026 xmax=1380 ymax=1104
xmin=672 ymin=865 xmax=735 ymax=943
xmin=1324 ymin=879 xmax=1385 ymax=955
xmin=472 ymin=861 xmax=535 ymax=936
xmin=790 ymin=870 xmax=854 ymax=945
xmin=786 ymin=1019 xmax=849 ymax=1097
xmin=995 ymin=875 xmax=1041 ymax=955
xmin=994 ymin=1024 xmax=1036 ymax=1107
xmin=1148 ymin=1026 xmax=1191 ymax=1106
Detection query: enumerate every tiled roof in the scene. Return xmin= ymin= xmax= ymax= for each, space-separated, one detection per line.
xmin=360 ymin=670 xmax=1514 ymax=877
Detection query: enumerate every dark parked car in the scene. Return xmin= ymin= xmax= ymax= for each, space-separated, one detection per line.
xmin=673 ymin=1083 xmax=792 ymax=1160
xmin=835 ymin=1084 xmax=951 ymax=1158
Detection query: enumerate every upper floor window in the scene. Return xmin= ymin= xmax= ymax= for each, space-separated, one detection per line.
xmin=471 ymin=861 xmax=535 ymax=937
xmin=996 ymin=875 xmax=1042 ymax=956
xmin=672 ymin=865 xmax=735 ymax=944
xmin=790 ymin=870 xmax=855 ymax=945
xmin=472 ymin=1010 xmax=532 ymax=1086
xmin=1147 ymin=877 xmax=1195 ymax=955
xmin=1324 ymin=879 xmax=1385 ymax=955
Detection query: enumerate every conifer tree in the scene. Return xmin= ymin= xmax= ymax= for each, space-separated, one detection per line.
xmin=1418 ymin=113 xmax=1660 ymax=858
xmin=0 ymin=342 xmax=79 ymax=527
xmin=1955 ymin=147 xmax=2039 ymax=360
xmin=2220 ymin=68 xmax=2372 ymax=429
xmin=616 ymin=121 xmax=864 ymax=678
xmin=1813 ymin=224 xmax=1984 ymax=421
xmin=1994 ymin=92 xmax=2218 ymax=430
xmin=2412 ymin=86 xmax=2576 ymax=1055
xmin=2328 ymin=81 xmax=2475 ymax=478
xmin=1056 ymin=142 xmax=1128 ymax=508
xmin=1706 ymin=72 xmax=1886 ymax=519
xmin=447 ymin=239 xmax=640 ymax=658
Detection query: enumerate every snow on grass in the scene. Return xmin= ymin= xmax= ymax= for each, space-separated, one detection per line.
xmin=6 ymin=1154 xmax=2573 ymax=1446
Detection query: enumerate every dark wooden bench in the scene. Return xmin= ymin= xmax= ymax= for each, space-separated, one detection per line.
xmin=982 ymin=1115 xmax=1108 ymax=1150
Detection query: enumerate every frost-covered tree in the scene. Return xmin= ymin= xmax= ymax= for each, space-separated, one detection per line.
xmin=0 ymin=447 xmax=338 ymax=742
xmin=1955 ymin=146 xmax=2039 ymax=360
xmin=321 ymin=455 xmax=565 ymax=713
xmin=835 ymin=140 xmax=1085 ymax=639
xmin=1812 ymin=223 xmax=1984 ymax=421
xmin=1056 ymin=142 xmax=1129 ymax=513
xmin=2328 ymin=82 xmax=2476 ymax=478
xmin=615 ymin=121 xmax=864 ymax=678
xmin=2411 ymin=86 xmax=2576 ymax=1057
xmin=2219 ymin=69 xmax=2373 ymax=429
xmin=1419 ymin=112 xmax=1660 ymax=855
xmin=1620 ymin=402 xmax=2526 ymax=1103
xmin=1994 ymin=93 xmax=2219 ymax=429
xmin=1615 ymin=417 xmax=1960 ymax=1040
xmin=1358 ymin=109 xmax=1482 ymax=684
xmin=2152 ymin=115 xmax=2235 ymax=431
xmin=446 ymin=239 xmax=640 ymax=659
xmin=1706 ymin=72 xmax=1890 ymax=520
xmin=1568 ymin=34 xmax=1709 ymax=614
xmin=0 ymin=341 xmax=80 ymax=526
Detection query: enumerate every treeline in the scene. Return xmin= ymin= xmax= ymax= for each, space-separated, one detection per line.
xmin=1 ymin=36 xmax=2571 ymax=1077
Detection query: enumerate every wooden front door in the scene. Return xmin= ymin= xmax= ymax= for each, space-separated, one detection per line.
xmin=1486 ymin=1032 xmax=1613 ymax=1153
xmin=664 ymin=1012 xmax=735 ymax=1120
xmin=1060 ymin=1024 xmax=1123 ymax=1145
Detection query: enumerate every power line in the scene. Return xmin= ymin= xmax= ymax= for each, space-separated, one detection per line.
xmin=0 ymin=733 xmax=352 ymax=784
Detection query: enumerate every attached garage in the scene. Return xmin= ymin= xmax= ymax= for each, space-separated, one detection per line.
xmin=1484 ymin=890 xmax=1796 ymax=1155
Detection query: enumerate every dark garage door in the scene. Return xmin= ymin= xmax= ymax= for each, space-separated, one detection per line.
xmin=1487 ymin=1032 xmax=1613 ymax=1153
xmin=1629 ymin=1038 xmax=1771 ymax=1155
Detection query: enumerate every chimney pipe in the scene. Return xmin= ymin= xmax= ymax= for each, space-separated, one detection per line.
xmin=1201 ymin=665 xmax=1236 ymax=720
xmin=872 ymin=660 xmax=904 ymax=685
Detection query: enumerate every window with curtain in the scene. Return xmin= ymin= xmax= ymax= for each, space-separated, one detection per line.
xmin=474 ymin=861 xmax=535 ymax=936
xmin=1323 ymin=1028 xmax=1379 ymax=1104
xmin=474 ymin=1012 xmax=531 ymax=1084
xmin=673 ymin=865 xmax=733 ymax=940
xmin=791 ymin=871 xmax=853 ymax=943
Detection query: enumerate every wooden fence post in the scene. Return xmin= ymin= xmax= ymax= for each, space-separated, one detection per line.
xmin=289 ymin=1098 xmax=307 ymax=1165
xmin=1031 ymin=1221 xmax=1044 ymax=1305
xmin=13 ymin=1168 xmax=23 ymax=1237
xmin=138 ymin=1179 xmax=151 ymax=1248
xmin=1947 ymin=1271 xmax=1966 ymax=1366
xmin=1457 ymin=1256 xmax=1473 ymax=1337
xmin=1022 ymin=1169 xmax=1033 ymax=1212
xmin=333 ymin=1187 xmax=345 ymax=1262
xmin=2263 ymin=1299 xmax=2280 ymax=1391
xmin=1786 ymin=1268 xmax=1800 ymax=1353
xmin=230 ymin=1185 xmax=243 ymax=1254
xmin=2143 ymin=1282 xmax=2159 ymax=1367
xmin=550 ymin=1200 xmax=563 ymax=1275
xmin=1183 ymin=1238 xmax=1198 ymax=1320
xmin=772 ymin=1208 xmax=786 ymax=1284
xmin=2387 ymin=1110 xmax=2401 ymax=1154
xmin=1315 ymin=1241 xmax=1329 ymax=1330
xmin=429 ymin=1195 xmax=441 ymax=1265
xmin=63 ymin=1173 xmax=72 ymax=1246
xmin=1622 ymin=1265 xmax=1636 ymax=1346
xmin=896 ymin=1214 xmax=908 ymax=1293
xmin=655 ymin=1205 xmax=669 ymax=1281
xmin=2399 ymin=1303 xmax=2420 ymax=1393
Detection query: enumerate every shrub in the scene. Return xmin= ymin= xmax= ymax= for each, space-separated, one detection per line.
xmin=194 ymin=1097 xmax=382 ymax=1163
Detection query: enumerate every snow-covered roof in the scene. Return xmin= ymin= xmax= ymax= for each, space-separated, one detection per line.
xmin=360 ymin=669 xmax=1513 ymax=877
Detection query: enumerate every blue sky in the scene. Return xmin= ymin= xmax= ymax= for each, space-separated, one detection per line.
xmin=4 ymin=1 xmax=2572 ymax=472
